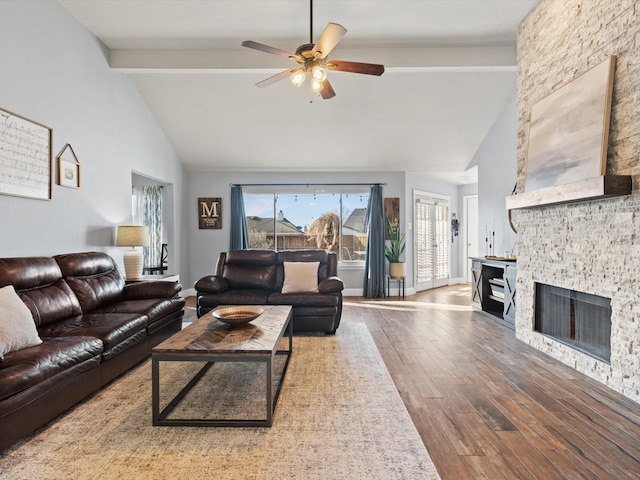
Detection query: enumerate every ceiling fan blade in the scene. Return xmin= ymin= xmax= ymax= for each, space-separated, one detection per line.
xmin=242 ymin=40 xmax=301 ymax=61
xmin=319 ymin=79 xmax=336 ymax=99
xmin=256 ymin=68 xmax=296 ymax=88
xmin=311 ymin=23 xmax=347 ymax=59
xmin=326 ymin=60 xmax=385 ymax=76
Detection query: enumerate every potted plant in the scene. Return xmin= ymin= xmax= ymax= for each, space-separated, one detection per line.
xmin=385 ymin=217 xmax=406 ymax=279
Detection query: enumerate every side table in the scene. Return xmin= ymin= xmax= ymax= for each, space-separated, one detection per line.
xmin=387 ymin=276 xmax=405 ymax=298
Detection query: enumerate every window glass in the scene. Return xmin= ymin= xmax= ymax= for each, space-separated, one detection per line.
xmin=244 ymin=190 xmax=369 ymax=262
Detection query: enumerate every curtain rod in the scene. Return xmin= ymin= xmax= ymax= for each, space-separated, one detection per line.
xmin=229 ymin=182 xmax=386 ymax=187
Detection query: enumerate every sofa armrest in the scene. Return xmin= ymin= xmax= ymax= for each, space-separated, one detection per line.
xmin=318 ymin=276 xmax=344 ymax=294
xmin=124 ymin=281 xmax=182 ymax=300
xmin=195 ymin=276 xmax=229 ymax=294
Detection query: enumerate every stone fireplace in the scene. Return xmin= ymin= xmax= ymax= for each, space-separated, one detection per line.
xmin=515 ymin=1 xmax=640 ymax=403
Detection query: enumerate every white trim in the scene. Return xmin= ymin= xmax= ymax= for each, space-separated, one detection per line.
xmin=462 ymin=194 xmax=479 ymax=283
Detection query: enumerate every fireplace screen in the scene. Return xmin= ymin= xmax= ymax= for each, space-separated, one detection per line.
xmin=534 ymin=283 xmax=611 ymax=362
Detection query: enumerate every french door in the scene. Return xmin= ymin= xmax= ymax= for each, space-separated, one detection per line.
xmin=414 ymin=191 xmax=450 ymax=292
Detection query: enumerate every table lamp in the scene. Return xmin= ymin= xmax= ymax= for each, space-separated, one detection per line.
xmin=116 ymin=225 xmax=150 ymax=280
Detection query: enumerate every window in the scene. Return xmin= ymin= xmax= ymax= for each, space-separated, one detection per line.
xmin=244 ymin=189 xmax=369 ymax=262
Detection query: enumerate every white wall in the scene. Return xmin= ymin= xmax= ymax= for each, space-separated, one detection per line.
xmin=475 ymin=94 xmax=518 ymax=258
xmin=0 ymin=1 xmax=186 ymax=277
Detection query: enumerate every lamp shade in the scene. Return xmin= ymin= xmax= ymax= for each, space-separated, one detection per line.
xmin=116 ymin=226 xmax=150 ymax=247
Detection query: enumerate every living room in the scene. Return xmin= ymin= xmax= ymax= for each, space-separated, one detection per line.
xmin=2 ymin=0 xmax=640 ymax=478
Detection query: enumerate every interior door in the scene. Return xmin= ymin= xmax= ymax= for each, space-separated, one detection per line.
xmin=414 ymin=191 xmax=450 ymax=292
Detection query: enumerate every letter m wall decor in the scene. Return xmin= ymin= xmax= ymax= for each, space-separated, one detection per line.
xmin=198 ymin=197 xmax=222 ymax=229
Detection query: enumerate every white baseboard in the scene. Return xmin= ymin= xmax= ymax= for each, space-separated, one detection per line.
xmin=343 ymin=287 xmax=416 ymax=297
xmin=343 ymin=288 xmax=363 ymax=297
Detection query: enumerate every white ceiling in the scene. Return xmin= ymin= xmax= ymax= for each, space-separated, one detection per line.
xmin=59 ymin=0 xmax=538 ymax=184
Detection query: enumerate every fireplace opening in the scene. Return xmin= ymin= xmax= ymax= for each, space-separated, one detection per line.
xmin=534 ymin=283 xmax=611 ymax=363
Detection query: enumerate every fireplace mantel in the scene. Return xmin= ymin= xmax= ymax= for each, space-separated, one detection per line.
xmin=506 ymin=175 xmax=632 ymax=210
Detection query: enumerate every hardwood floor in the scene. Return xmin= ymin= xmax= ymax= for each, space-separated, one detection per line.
xmin=186 ymin=288 xmax=640 ymax=478
xmin=343 ymin=285 xmax=640 ymax=479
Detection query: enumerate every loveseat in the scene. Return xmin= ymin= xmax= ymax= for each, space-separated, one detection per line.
xmin=195 ymin=249 xmax=343 ymax=334
xmin=0 ymin=252 xmax=185 ymax=451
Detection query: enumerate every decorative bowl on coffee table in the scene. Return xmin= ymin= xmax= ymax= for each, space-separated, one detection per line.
xmin=212 ymin=306 xmax=264 ymax=326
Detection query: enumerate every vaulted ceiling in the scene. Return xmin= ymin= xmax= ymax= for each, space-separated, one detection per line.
xmin=59 ymin=0 xmax=538 ymax=184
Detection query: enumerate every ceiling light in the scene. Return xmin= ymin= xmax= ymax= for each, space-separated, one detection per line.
xmin=311 ymin=78 xmax=323 ymax=92
xmin=290 ymin=68 xmax=306 ymax=87
xmin=311 ymin=65 xmax=327 ymax=82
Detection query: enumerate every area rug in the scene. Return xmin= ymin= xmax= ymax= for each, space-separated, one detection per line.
xmin=0 ymin=323 xmax=440 ymax=480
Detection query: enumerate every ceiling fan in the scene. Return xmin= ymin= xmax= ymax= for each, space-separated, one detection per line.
xmin=241 ymin=0 xmax=384 ymax=99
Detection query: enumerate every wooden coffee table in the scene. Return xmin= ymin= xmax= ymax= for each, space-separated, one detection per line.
xmin=151 ymin=305 xmax=292 ymax=427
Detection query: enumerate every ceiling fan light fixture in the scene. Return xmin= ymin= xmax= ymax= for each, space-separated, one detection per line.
xmin=242 ymin=0 xmax=384 ymax=100
xmin=290 ymin=68 xmax=307 ymax=87
xmin=310 ymin=78 xmax=323 ymax=93
xmin=311 ymin=65 xmax=327 ymax=82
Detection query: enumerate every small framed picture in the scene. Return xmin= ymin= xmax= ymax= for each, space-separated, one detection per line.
xmin=57 ymin=144 xmax=81 ymax=189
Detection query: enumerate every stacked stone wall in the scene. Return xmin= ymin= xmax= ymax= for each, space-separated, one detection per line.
xmin=516 ymin=0 xmax=640 ymax=401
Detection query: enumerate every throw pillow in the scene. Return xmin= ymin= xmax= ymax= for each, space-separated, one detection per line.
xmin=281 ymin=261 xmax=320 ymax=293
xmin=0 ymin=285 xmax=42 ymax=361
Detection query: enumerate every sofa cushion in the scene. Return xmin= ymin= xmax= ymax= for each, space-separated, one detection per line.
xmin=198 ymin=290 xmax=272 ymax=310
xmin=0 ymin=257 xmax=82 ymax=329
xmin=222 ymin=250 xmax=278 ymax=290
xmin=0 ymin=285 xmax=43 ymax=361
xmin=0 ymin=257 xmax=62 ymax=290
xmin=0 ymin=336 xmax=103 ymax=401
xmin=123 ymin=281 xmax=182 ymax=300
xmin=268 ymin=292 xmax=339 ymax=307
xmin=276 ymin=250 xmax=330 ymax=286
xmin=55 ymin=252 xmax=125 ymax=313
xmin=224 ymin=265 xmax=277 ymax=291
xmin=94 ymin=297 xmax=185 ymax=326
xmin=281 ymin=261 xmax=319 ymax=293
xmin=19 ymin=279 xmax=83 ymax=328
xmin=38 ymin=312 xmax=147 ymax=354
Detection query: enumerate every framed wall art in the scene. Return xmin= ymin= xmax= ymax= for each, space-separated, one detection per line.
xmin=384 ymin=197 xmax=400 ymax=239
xmin=198 ymin=197 xmax=222 ymax=229
xmin=525 ymin=56 xmax=616 ymax=192
xmin=56 ymin=143 xmax=80 ymax=189
xmin=0 ymin=107 xmax=52 ymax=200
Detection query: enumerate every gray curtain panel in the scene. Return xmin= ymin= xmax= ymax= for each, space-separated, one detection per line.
xmin=363 ymin=184 xmax=386 ymax=298
xmin=143 ymin=185 xmax=163 ymax=268
xmin=229 ymin=185 xmax=249 ymax=250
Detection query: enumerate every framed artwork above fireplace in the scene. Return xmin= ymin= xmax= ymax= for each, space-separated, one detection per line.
xmin=524 ymin=56 xmax=616 ymax=193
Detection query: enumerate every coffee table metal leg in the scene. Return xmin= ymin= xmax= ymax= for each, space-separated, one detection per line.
xmin=266 ymin=356 xmax=273 ymax=426
xmin=152 ymin=356 xmax=159 ymax=424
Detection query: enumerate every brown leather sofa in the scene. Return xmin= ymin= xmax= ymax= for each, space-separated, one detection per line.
xmin=0 ymin=252 xmax=185 ymax=451
xmin=195 ymin=249 xmax=343 ymax=334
